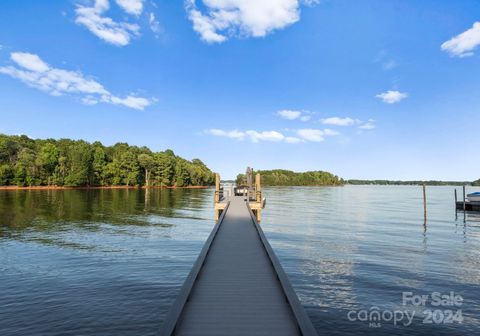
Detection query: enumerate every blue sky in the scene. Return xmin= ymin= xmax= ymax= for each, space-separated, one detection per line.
xmin=0 ymin=0 xmax=479 ymax=180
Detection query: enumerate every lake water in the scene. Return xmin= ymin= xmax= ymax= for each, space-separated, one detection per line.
xmin=1 ymin=186 xmax=479 ymax=336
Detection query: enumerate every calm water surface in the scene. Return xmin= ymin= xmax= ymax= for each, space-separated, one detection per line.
xmin=1 ymin=186 xmax=479 ymax=335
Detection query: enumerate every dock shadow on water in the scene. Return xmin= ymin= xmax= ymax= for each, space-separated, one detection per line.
xmin=1 ymin=186 xmax=480 ymax=335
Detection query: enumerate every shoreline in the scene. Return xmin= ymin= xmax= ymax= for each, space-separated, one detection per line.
xmin=0 ymin=185 xmax=211 ymax=191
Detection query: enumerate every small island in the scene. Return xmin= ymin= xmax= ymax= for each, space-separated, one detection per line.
xmin=236 ymin=169 xmax=343 ymax=186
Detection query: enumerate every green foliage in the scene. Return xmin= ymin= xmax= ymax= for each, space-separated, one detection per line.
xmin=0 ymin=163 xmax=13 ymax=185
xmin=36 ymin=143 xmax=59 ymax=185
xmin=138 ymin=153 xmax=155 ymax=187
xmin=0 ymin=134 xmax=215 ymax=187
xmin=64 ymin=141 xmax=93 ymax=186
xmin=236 ymin=169 xmax=343 ymax=186
xmin=15 ymin=148 xmax=37 ymax=186
xmin=472 ymin=179 xmax=480 ymax=186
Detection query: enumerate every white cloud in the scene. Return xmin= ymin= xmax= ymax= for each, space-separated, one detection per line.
xmin=149 ymin=13 xmax=162 ymax=36
xmin=285 ymin=136 xmax=304 ymax=144
xmin=206 ymin=129 xmax=296 ymax=143
xmin=245 ymin=130 xmax=285 ymax=143
xmin=297 ymin=128 xmax=324 ymax=142
xmin=206 ymin=125 xmax=338 ymax=144
xmin=0 ymin=52 xmax=153 ymax=110
xmin=75 ymin=0 xmax=140 ymax=46
xmin=206 ymin=129 xmax=286 ymax=143
xmin=321 ymin=117 xmax=355 ymax=126
xmin=206 ymin=129 xmax=246 ymax=140
xmin=186 ymin=4 xmax=226 ymax=43
xmin=107 ymin=95 xmax=152 ymax=110
xmin=81 ymin=95 xmax=100 ymax=105
xmin=277 ymin=109 xmax=301 ymax=120
xmin=376 ymin=90 xmax=408 ymax=104
xmin=374 ymin=49 xmax=397 ymax=71
xmin=359 ymin=119 xmax=375 ymax=130
xmin=296 ymin=128 xmax=339 ymax=142
xmin=382 ymin=60 xmax=397 ymax=71
xmin=276 ymin=109 xmax=311 ymax=121
xmin=10 ymin=52 xmax=50 ymax=72
xmin=323 ymin=128 xmax=339 ymax=136
xmin=115 ymin=0 xmax=144 ymax=15
xmin=185 ymin=0 xmax=316 ymax=43
xmin=441 ymin=22 xmax=480 ymax=58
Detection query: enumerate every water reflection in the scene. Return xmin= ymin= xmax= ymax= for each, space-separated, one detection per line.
xmin=0 ymin=188 xmax=211 ymax=233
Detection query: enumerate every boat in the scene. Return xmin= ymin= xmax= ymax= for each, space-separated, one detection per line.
xmin=467 ymin=192 xmax=480 ymax=202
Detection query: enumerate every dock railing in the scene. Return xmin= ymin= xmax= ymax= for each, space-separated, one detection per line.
xmin=214 ymin=171 xmax=265 ymax=222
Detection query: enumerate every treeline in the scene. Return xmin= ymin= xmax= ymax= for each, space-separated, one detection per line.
xmin=236 ymin=169 xmax=343 ymax=186
xmin=0 ymin=134 xmax=215 ymax=187
xmin=472 ymin=179 xmax=480 ymax=186
xmin=346 ymin=179 xmax=474 ymax=186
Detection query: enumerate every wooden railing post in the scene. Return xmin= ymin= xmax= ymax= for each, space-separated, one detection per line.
xmin=214 ymin=173 xmax=220 ymax=204
xmin=255 ymin=173 xmax=261 ymax=203
xmin=214 ymin=173 xmax=221 ymax=221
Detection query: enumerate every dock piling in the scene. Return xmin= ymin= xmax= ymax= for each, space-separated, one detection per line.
xmin=423 ymin=184 xmax=427 ymax=222
xmin=463 ymin=185 xmax=466 ymax=211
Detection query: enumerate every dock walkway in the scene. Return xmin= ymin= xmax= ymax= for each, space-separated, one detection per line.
xmin=160 ymin=196 xmax=317 ymax=335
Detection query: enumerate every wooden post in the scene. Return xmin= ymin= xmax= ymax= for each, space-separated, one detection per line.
xmin=423 ymin=184 xmax=427 ymax=222
xmin=454 ymin=189 xmax=458 ymax=209
xmin=214 ymin=173 xmax=220 ymax=220
xmin=463 ymin=185 xmax=466 ymax=211
xmin=215 ymin=173 xmax=220 ymax=203
xmin=255 ymin=173 xmax=261 ymax=203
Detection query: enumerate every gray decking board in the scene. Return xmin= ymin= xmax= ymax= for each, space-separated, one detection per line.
xmin=160 ymin=196 xmax=317 ymax=336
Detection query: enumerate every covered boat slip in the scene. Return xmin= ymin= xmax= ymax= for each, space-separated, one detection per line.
xmin=160 ymin=196 xmax=317 ymax=336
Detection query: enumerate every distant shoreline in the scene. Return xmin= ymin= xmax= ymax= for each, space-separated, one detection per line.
xmin=0 ymin=185 xmax=211 ymax=191
xmin=345 ymin=180 xmax=473 ymax=186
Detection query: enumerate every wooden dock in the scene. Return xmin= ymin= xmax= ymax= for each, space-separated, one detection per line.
xmin=456 ymin=201 xmax=480 ymax=212
xmin=160 ymin=189 xmax=317 ymax=335
xmin=454 ymin=187 xmax=480 ymax=212
xmin=214 ymin=169 xmax=265 ymax=222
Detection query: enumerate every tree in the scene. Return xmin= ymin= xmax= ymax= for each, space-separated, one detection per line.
xmin=14 ymin=148 xmax=37 ymax=186
xmin=64 ymin=142 xmax=93 ymax=186
xmin=0 ymin=164 xmax=13 ymax=185
xmin=36 ymin=143 xmax=59 ymax=185
xmin=119 ymin=150 xmax=140 ymax=186
xmin=152 ymin=152 xmax=174 ymax=186
xmin=138 ymin=153 xmax=154 ymax=187
xmin=173 ymin=159 xmax=192 ymax=187
xmin=92 ymin=146 xmax=107 ymax=185
xmin=0 ymin=136 xmax=20 ymax=164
